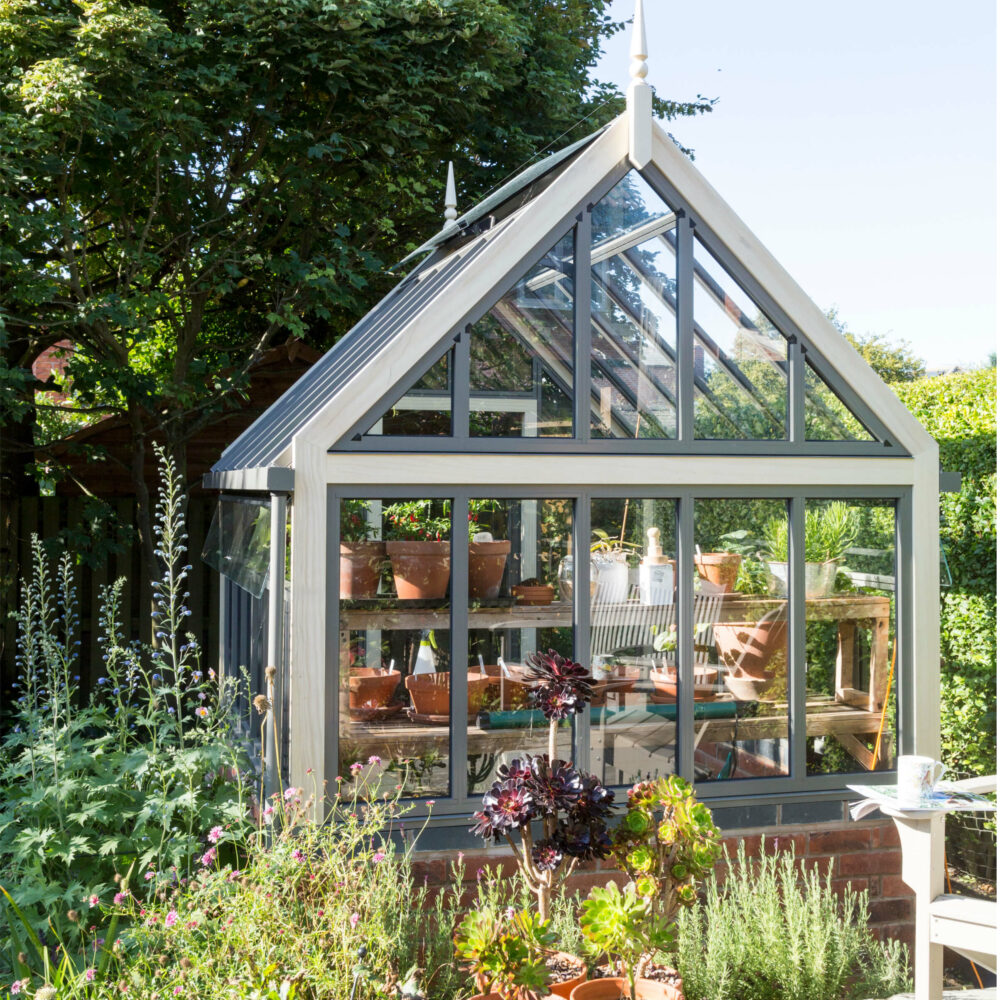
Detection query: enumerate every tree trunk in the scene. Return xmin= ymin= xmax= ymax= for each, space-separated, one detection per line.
xmin=126 ymin=406 xmax=159 ymax=639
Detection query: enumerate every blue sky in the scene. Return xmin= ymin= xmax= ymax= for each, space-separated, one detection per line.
xmin=594 ymin=0 xmax=996 ymax=370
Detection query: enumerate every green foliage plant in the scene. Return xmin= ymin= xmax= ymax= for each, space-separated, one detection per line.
xmin=611 ymin=776 xmax=721 ymax=927
xmin=579 ymin=881 xmax=676 ymax=1000
xmin=761 ymin=502 xmax=859 ymax=565
xmin=675 ymin=843 xmax=911 ymax=1000
xmin=0 ymin=447 xmax=252 ymax=982
xmin=455 ymin=908 xmax=556 ymax=1000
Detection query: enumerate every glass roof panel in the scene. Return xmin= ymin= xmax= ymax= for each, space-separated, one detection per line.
xmin=364 ymin=348 xmax=453 ymax=437
xmin=804 ymin=358 xmax=876 ymax=440
xmin=692 ymin=235 xmax=788 ymax=440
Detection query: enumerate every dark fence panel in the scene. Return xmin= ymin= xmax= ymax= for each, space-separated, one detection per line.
xmin=0 ymin=496 xmax=220 ymax=712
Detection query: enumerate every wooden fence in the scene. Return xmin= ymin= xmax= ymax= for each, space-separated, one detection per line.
xmin=0 ymin=496 xmax=220 ymax=711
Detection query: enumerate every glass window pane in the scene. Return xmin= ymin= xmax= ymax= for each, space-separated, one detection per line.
xmin=590 ymin=173 xmax=678 ymax=439
xmin=801 ymin=500 xmax=896 ymax=776
xmin=338 ymin=497 xmax=452 ymax=799
xmin=364 ymin=350 xmax=452 ymax=437
xmin=692 ymin=238 xmax=788 ymax=440
xmin=694 ymin=499 xmax=790 ymax=782
xmin=804 ymin=359 xmax=876 ymax=441
xmin=469 ymin=231 xmax=574 ymax=437
xmin=589 ymin=498 xmax=678 ymax=787
xmin=202 ymin=498 xmax=271 ymax=598
xmin=466 ymin=498 xmax=574 ymax=794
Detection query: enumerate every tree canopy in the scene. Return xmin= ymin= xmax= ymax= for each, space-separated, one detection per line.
xmin=0 ymin=0 xmax=714 ymax=582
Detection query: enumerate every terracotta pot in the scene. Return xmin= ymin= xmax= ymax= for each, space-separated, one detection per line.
xmin=547 ymin=952 xmax=587 ymax=999
xmin=714 ymin=619 xmax=787 ymax=678
xmin=348 ymin=668 xmax=400 ymax=710
xmin=570 ymin=978 xmax=682 ymax=1000
xmin=469 ymin=540 xmax=512 ymax=599
xmin=480 ymin=664 xmax=534 ymax=710
xmin=386 ymin=540 xmax=450 ymax=600
xmin=724 ymin=669 xmax=775 ymax=702
xmin=650 ymin=664 xmax=719 ymax=701
xmin=589 ymin=666 xmax=639 ymax=706
xmin=512 ymin=583 xmax=556 ymax=606
xmin=470 ymin=994 xmax=559 ymax=1000
xmin=405 ymin=671 xmax=496 ymax=718
xmin=694 ymin=552 xmax=741 ymax=593
xmin=339 ymin=541 xmax=385 ymax=599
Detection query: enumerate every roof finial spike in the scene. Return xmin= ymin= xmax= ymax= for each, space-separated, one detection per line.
xmin=629 ymin=0 xmax=648 ymax=87
xmin=444 ymin=161 xmax=458 ymax=224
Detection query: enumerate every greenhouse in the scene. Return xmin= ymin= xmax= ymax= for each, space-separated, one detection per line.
xmin=204 ymin=35 xmax=941 ymax=830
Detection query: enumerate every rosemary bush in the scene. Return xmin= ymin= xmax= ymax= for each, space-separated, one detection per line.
xmin=0 ymin=448 xmax=252 ymax=979
xmin=675 ymin=843 xmax=911 ymax=1000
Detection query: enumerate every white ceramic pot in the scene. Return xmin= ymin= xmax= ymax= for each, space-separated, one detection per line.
xmin=592 ymin=551 xmax=629 ymax=603
xmin=766 ymin=561 xmax=839 ymax=599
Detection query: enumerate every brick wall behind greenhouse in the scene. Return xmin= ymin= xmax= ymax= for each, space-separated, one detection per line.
xmin=408 ymin=808 xmax=913 ymax=948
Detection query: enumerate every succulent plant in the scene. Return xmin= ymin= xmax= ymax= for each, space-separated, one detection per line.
xmin=530 ymin=838 xmax=564 ymax=872
xmin=524 ymin=649 xmax=594 ymax=722
xmin=471 ymin=778 xmax=535 ymax=840
xmin=610 ymin=775 xmax=721 ymax=927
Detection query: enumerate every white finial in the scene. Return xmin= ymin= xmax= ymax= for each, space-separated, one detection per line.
xmin=444 ymin=161 xmax=457 ymax=223
xmin=629 ymin=0 xmax=648 ymax=87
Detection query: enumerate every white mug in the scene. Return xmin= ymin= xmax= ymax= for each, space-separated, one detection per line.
xmin=897 ymin=754 xmax=946 ymax=806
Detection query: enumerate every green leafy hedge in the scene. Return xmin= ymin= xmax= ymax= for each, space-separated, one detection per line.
xmin=894 ymin=368 xmax=997 ymax=779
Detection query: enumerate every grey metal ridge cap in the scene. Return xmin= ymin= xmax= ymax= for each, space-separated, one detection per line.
xmin=391 ymin=123 xmax=610 ymax=272
xmin=203 ymin=466 xmax=295 ymax=492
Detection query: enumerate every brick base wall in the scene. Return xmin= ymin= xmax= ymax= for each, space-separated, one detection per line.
xmin=411 ymin=814 xmax=914 ymax=948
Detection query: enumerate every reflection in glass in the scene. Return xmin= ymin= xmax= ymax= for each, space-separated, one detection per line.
xmin=803 ymin=500 xmax=896 ymax=775
xmin=202 ymin=498 xmax=271 ymax=598
xmin=590 ymin=173 xmax=678 ymax=439
xmin=365 ymin=351 xmax=452 ymax=436
xmin=338 ymin=497 xmax=452 ymax=799
xmin=804 ymin=360 xmax=876 ymax=441
xmin=469 ymin=232 xmax=574 ymax=437
xmin=693 ymin=499 xmax=789 ymax=782
xmin=588 ymin=498 xmax=678 ymax=786
xmin=466 ymin=498 xmax=574 ymax=793
xmin=692 ymin=238 xmax=788 ymax=440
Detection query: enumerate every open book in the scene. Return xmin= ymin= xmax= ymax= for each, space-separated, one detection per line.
xmin=847 ymin=782 xmax=997 ymax=820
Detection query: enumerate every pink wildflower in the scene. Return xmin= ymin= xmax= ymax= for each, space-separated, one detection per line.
xmin=165 ymin=910 xmax=178 ymax=928
xmin=292 ymin=849 xmax=305 ymax=863
xmin=350 ymin=762 xmax=363 ymax=775
xmin=350 ymin=912 xmax=360 ymax=929
xmin=208 ymin=825 xmax=223 ymax=844
xmin=263 ymin=805 xmax=275 ymax=822
xmin=113 ymin=891 xmax=128 ymax=905
xmin=372 ymin=852 xmax=385 ymax=863
xmin=85 ymin=968 xmax=95 ymax=982
xmin=174 ymin=987 xmax=183 ymax=996
xmin=88 ymin=894 xmax=99 ymax=908
xmin=11 ymin=980 xmax=26 ymax=996
xmin=283 ymin=786 xmax=298 ymax=801
xmin=426 ymin=799 xmax=436 ymax=806
xmin=200 ymin=847 xmax=217 ymax=867
xmin=367 ymin=755 xmax=381 ymax=765
xmin=144 ymin=870 xmax=155 ymax=881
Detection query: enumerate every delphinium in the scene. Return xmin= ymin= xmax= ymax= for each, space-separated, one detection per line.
xmin=471 ymin=650 xmax=613 ymax=920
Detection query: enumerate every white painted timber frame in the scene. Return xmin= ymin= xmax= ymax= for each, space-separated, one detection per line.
xmin=278 ymin=104 xmax=940 ymax=796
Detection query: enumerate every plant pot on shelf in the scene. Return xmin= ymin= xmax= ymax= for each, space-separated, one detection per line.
xmin=724 ymin=669 xmax=776 ymax=702
xmin=694 ymin=552 xmax=741 ymax=594
xmin=386 ymin=540 xmax=450 ymax=600
xmin=405 ymin=671 xmax=496 ymax=721
xmin=512 ymin=582 xmax=556 ymax=606
xmin=469 ymin=540 xmax=512 ymax=599
xmin=347 ymin=668 xmax=400 ymax=716
xmin=650 ymin=664 xmax=720 ymax=702
xmin=589 ymin=665 xmax=640 ymax=706
xmin=339 ymin=541 xmax=385 ymax=599
xmin=480 ymin=663 xmax=535 ymax=710
xmin=570 ymin=977 xmax=682 ymax=1000
xmin=765 ymin=560 xmax=838 ymax=600
xmin=713 ymin=619 xmax=787 ymax=679
xmin=592 ymin=551 xmax=629 ymax=603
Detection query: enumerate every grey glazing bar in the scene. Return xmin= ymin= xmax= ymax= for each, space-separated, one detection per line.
xmin=676 ymin=214 xmax=694 ymax=442
xmin=790 ymin=341 xmax=805 ymax=445
xmin=789 ymin=497 xmax=806 ymax=781
xmin=453 ymin=329 xmax=471 ymax=441
xmin=573 ymin=495 xmax=591 ymax=770
xmin=451 ymin=494 xmax=470 ymax=800
xmin=896 ymin=495 xmax=912 ymax=755
xmin=326 ymin=489 xmax=341 ymax=808
xmin=574 ymin=217 xmax=591 ymax=442
xmin=677 ymin=495 xmax=695 ymax=781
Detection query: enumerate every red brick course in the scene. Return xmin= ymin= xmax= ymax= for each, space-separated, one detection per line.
xmin=414 ymin=816 xmax=912 ymax=943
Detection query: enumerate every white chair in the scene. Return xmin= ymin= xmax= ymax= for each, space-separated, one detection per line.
xmin=888 ymin=775 xmax=997 ymax=1000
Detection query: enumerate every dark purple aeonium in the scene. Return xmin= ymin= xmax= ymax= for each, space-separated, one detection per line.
xmin=524 ymin=650 xmax=593 ymax=722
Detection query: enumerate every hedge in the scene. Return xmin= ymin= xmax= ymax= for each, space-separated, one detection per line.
xmin=894 ymin=368 xmax=997 ymax=779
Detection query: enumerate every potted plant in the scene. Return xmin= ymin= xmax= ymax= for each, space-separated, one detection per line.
xmin=761 ymin=501 xmax=860 ymax=600
xmin=649 ymin=626 xmax=720 ymax=702
xmin=693 ymin=550 xmax=741 ymax=594
xmin=469 ymin=499 xmax=511 ymax=599
xmin=384 ymin=500 xmax=452 ymax=600
xmin=455 ymin=907 xmax=561 ymax=1000
xmin=340 ymin=499 xmax=385 ymax=599
xmin=573 ymin=882 xmax=679 ymax=1000
xmin=470 ymin=651 xmax=615 ymax=921
xmin=348 ymin=666 xmax=402 ymax=718
xmin=590 ymin=529 xmax=639 ymax=604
